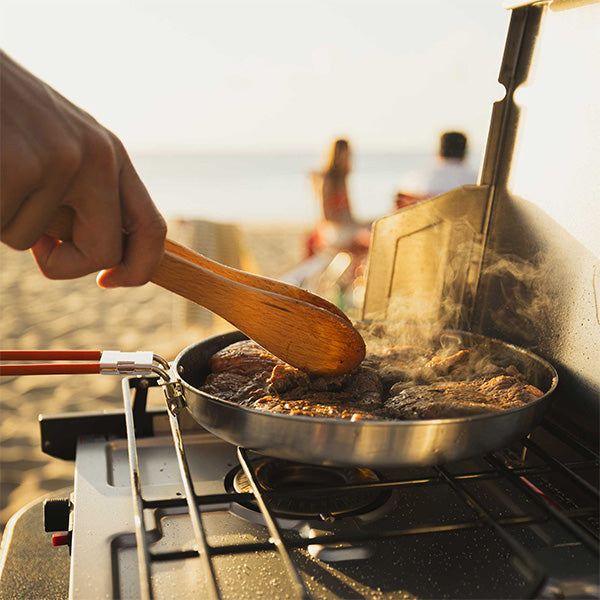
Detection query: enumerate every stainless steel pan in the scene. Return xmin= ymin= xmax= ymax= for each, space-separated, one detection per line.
xmin=173 ymin=327 xmax=558 ymax=467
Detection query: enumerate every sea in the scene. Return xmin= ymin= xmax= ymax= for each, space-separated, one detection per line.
xmin=130 ymin=150 xmax=473 ymax=226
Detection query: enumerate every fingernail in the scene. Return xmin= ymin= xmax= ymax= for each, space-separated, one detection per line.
xmin=96 ymin=271 xmax=117 ymax=288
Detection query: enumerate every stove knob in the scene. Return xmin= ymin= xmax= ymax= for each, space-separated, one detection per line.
xmin=43 ymin=498 xmax=72 ymax=533
xmin=52 ymin=532 xmax=72 ymax=547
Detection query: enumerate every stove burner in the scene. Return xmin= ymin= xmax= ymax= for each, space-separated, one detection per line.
xmin=225 ymin=458 xmax=393 ymax=521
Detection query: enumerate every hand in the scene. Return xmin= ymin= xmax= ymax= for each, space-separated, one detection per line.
xmin=0 ymin=51 xmax=167 ymax=287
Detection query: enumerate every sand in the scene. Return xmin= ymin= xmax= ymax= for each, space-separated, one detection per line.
xmin=0 ymin=220 xmax=308 ymax=531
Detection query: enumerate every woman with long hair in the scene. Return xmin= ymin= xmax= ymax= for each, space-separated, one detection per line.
xmin=317 ymin=138 xmax=355 ymax=225
xmin=299 ymin=139 xmax=369 ymax=311
xmin=307 ymin=138 xmax=364 ymax=257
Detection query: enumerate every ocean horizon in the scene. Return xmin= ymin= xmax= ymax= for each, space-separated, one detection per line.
xmin=131 ymin=150 xmax=482 ymax=226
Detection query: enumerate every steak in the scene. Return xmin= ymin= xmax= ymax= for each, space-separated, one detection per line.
xmin=209 ymin=340 xmax=283 ymax=377
xmin=383 ymin=374 xmax=543 ymax=419
xmin=199 ymin=339 xmax=545 ymax=421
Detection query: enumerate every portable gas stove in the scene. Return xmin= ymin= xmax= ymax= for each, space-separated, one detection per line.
xmin=0 ymin=373 xmax=597 ymax=599
xmin=1 ymin=1 xmax=599 ymax=598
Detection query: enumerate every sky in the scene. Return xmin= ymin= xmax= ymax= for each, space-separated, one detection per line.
xmin=1 ymin=0 xmax=511 ymax=155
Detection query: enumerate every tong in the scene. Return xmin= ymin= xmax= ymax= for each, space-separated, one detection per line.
xmin=37 ymin=208 xmax=366 ymax=375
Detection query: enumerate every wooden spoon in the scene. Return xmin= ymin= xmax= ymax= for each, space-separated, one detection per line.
xmin=46 ymin=208 xmax=366 ymax=375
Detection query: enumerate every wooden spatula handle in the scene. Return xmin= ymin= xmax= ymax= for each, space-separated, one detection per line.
xmin=164 ymin=239 xmax=351 ymax=323
xmin=45 ymin=207 xmax=351 ymax=322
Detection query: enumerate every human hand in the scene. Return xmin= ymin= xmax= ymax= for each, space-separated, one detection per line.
xmin=0 ymin=50 xmax=167 ymax=287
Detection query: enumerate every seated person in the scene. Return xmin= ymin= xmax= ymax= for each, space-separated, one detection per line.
xmin=308 ymin=138 xmax=370 ymax=257
xmin=394 ymin=131 xmax=479 ymax=211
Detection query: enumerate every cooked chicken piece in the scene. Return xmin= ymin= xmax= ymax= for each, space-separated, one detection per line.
xmin=473 ymin=374 xmax=544 ymax=405
xmin=385 ymin=396 xmax=504 ymax=419
xmin=201 ymin=340 xmax=385 ymax=418
xmin=265 ymin=364 xmax=383 ymax=409
xmin=384 ymin=372 xmax=541 ymax=420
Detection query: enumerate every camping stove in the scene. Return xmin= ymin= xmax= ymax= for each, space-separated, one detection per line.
xmin=1 ymin=1 xmax=599 ymax=598
xmin=0 ymin=376 xmax=596 ymax=599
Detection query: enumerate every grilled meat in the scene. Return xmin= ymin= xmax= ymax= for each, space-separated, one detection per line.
xmin=199 ymin=339 xmax=544 ymax=421
xmin=424 ymin=350 xmax=470 ymax=377
xmin=383 ymin=373 xmax=541 ymax=419
xmin=209 ymin=340 xmax=283 ymax=376
xmin=384 ymin=383 xmax=504 ymax=419
xmin=200 ymin=372 xmax=252 ymax=402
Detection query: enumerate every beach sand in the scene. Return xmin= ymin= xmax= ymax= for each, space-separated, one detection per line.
xmin=0 ymin=221 xmax=308 ymax=531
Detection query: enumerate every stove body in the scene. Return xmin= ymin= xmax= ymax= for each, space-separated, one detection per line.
xmin=11 ymin=381 xmax=598 ymax=600
xmin=63 ymin=406 xmax=600 ymax=600
xmin=1 ymin=2 xmax=599 ymax=599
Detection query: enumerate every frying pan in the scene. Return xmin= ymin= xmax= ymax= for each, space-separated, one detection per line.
xmin=173 ymin=327 xmax=558 ymax=467
xmin=0 ymin=326 xmax=558 ymax=467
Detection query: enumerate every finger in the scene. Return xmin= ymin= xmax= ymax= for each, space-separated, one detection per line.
xmin=0 ymin=116 xmax=44 ymax=234
xmin=0 ymin=131 xmax=81 ymax=250
xmin=32 ymin=209 xmax=122 ymax=280
xmin=97 ymin=158 xmax=166 ymax=288
xmin=31 ymin=160 xmax=123 ymax=280
xmin=2 ymin=182 xmax=75 ymax=251
xmin=1 ymin=68 xmax=83 ymax=247
xmin=30 ymin=234 xmax=93 ymax=280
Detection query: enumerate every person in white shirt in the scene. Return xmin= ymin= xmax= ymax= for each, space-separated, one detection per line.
xmin=394 ymin=131 xmax=479 ymax=210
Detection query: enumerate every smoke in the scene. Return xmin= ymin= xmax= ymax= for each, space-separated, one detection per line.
xmin=355 ymin=245 xmax=555 ymax=387
xmin=481 ymin=251 xmax=558 ymax=348
xmin=363 ymin=233 xmax=556 ymax=344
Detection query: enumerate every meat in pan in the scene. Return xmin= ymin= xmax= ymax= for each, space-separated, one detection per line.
xmin=199 ymin=340 xmax=544 ymax=421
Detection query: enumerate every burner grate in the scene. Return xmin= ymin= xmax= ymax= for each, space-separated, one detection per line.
xmin=121 ymin=377 xmax=599 ymax=600
xmin=224 ymin=458 xmax=393 ymax=521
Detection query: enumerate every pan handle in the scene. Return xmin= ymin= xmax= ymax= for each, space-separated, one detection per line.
xmin=0 ymin=349 xmax=186 ymax=417
xmin=0 ymin=350 xmax=160 ymax=376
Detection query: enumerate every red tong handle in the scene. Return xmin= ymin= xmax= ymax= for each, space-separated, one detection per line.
xmin=0 ymin=350 xmax=102 ymax=376
xmin=0 ymin=350 xmax=101 ymax=360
